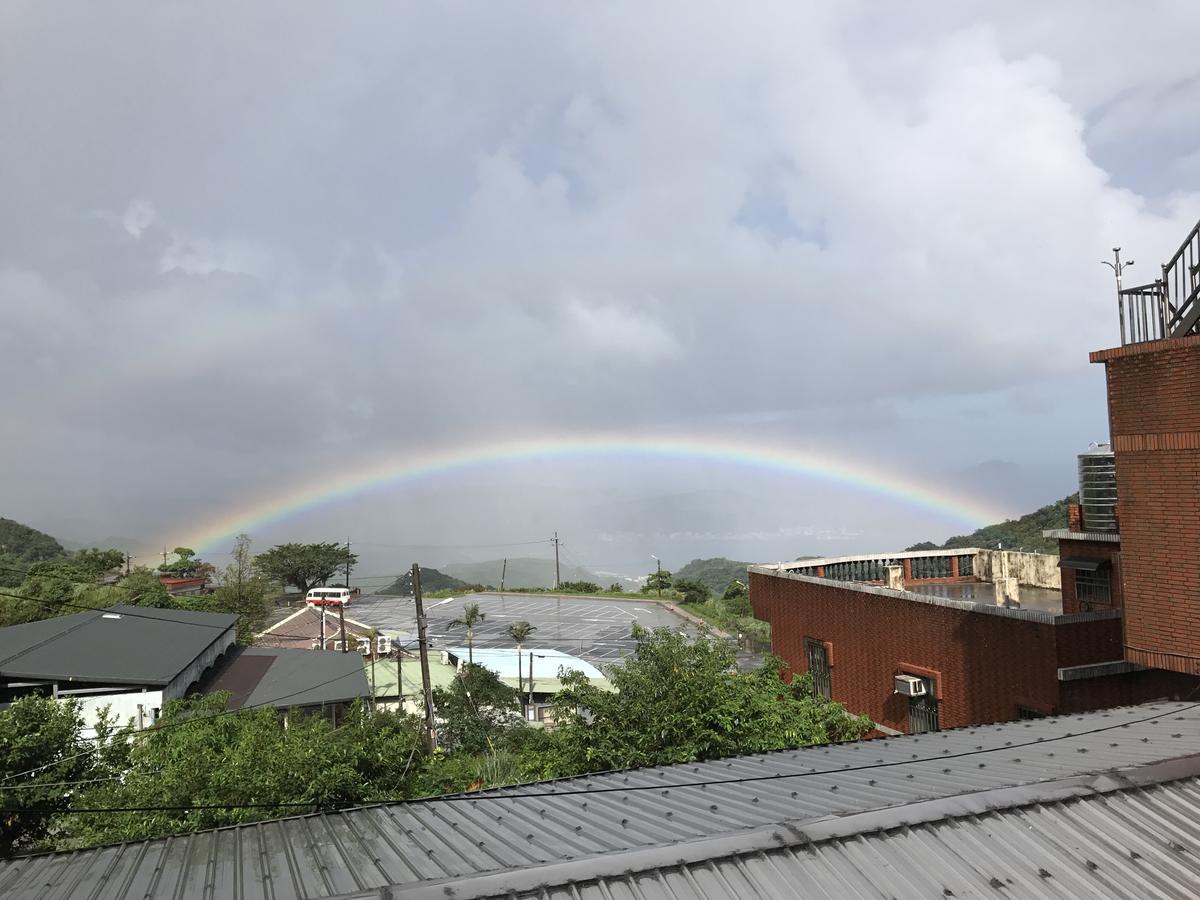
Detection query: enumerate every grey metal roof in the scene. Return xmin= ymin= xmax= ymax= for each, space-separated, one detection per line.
xmin=4 ymin=701 xmax=1200 ymax=899
xmin=437 ymin=763 xmax=1200 ymax=900
xmin=0 ymin=605 xmax=238 ymax=685
xmin=201 ymin=646 xmax=370 ymax=709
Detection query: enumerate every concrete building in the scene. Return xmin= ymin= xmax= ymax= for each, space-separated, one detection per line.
xmin=443 ymin=646 xmax=614 ymax=723
xmin=0 ymin=605 xmax=237 ymax=737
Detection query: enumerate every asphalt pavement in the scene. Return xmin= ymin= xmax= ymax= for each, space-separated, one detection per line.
xmin=345 ymin=592 xmax=700 ymax=669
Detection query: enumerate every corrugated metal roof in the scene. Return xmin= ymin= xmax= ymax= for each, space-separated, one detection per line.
xmin=4 ymin=701 xmax=1200 ymax=899
xmin=439 ymin=767 xmax=1200 ymax=899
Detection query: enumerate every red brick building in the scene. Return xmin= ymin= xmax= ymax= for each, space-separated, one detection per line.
xmin=1090 ymin=334 xmax=1200 ymax=673
xmin=749 ymin=549 xmax=1191 ymax=734
xmin=752 ymin=221 xmax=1200 ymax=733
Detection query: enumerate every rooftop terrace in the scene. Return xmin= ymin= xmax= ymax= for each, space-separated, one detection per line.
xmin=764 ymin=546 xmax=1067 ymax=616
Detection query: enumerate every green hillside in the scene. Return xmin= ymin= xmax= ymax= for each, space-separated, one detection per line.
xmin=379 ymin=567 xmax=469 ymax=595
xmin=908 ymin=494 xmax=1076 ymax=555
xmin=673 ymin=558 xmax=752 ymax=595
xmin=0 ymin=517 xmax=68 ymax=586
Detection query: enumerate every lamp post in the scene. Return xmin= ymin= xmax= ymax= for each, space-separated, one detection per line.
xmin=650 ymin=555 xmax=662 ymax=599
xmin=1102 ymin=247 xmax=1135 ymax=344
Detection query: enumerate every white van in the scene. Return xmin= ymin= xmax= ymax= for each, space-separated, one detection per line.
xmin=306 ymin=587 xmax=353 ymax=607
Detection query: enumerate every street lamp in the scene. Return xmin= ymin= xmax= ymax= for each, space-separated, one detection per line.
xmin=650 ymin=555 xmax=662 ymax=599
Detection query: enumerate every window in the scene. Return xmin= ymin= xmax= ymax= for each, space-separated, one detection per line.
xmin=907 ymin=678 xmax=939 ymax=733
xmin=804 ymin=638 xmax=831 ymax=699
xmin=1016 ymin=705 xmax=1045 ymax=720
xmin=1076 ymin=569 xmax=1112 ymax=610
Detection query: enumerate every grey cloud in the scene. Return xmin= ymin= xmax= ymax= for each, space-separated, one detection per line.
xmin=2 ymin=3 xmax=1198 ymax=564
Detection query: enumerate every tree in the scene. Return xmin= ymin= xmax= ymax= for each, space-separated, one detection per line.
xmin=57 ymin=695 xmax=424 ymax=848
xmin=506 ymin=620 xmax=537 ymax=697
xmin=74 ymin=548 xmax=125 ymax=579
xmin=202 ymin=535 xmax=271 ymax=642
xmin=643 ymin=568 xmax=673 ymax=595
xmin=0 ymin=697 xmax=93 ymax=856
xmin=722 ymin=579 xmax=751 ymax=616
xmin=673 ymin=577 xmax=711 ymax=605
xmin=547 ymin=628 xmax=871 ymax=775
xmin=608 ymin=582 xmax=624 ymax=593
xmin=431 ymin=664 xmax=524 ymax=754
xmin=253 ymin=542 xmax=358 ymax=597
xmin=159 ymin=547 xmax=203 ymax=578
xmin=449 ymin=603 xmax=486 ymax=664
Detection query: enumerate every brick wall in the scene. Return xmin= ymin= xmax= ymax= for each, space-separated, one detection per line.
xmin=1093 ymin=335 xmax=1200 ymax=673
xmin=1057 ymin=539 xmax=1123 ymax=615
xmin=750 ymin=570 xmax=1139 ymax=732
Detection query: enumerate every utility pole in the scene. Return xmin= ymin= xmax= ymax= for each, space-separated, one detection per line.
xmin=320 ymin=608 xmax=326 ymax=649
xmin=125 ymin=552 xmax=132 ymax=577
xmin=500 ymin=558 xmax=507 ymax=593
xmin=652 ymin=554 xmax=662 ymax=598
xmin=162 ymin=547 xmax=168 ymax=567
xmin=338 ymin=601 xmax=348 ymax=652
xmin=412 ymin=563 xmax=437 ymax=753
xmin=344 ymin=538 xmax=352 ymax=589
xmin=528 ymin=652 xmax=535 ymax=713
xmin=553 ymin=532 xmax=560 ymax=590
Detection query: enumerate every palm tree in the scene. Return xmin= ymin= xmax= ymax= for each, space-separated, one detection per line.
xmin=450 ymin=602 xmax=486 ymax=664
xmin=506 ymin=620 xmax=537 ymax=697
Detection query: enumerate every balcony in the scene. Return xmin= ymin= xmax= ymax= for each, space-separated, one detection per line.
xmin=1118 ymin=219 xmax=1200 ymax=345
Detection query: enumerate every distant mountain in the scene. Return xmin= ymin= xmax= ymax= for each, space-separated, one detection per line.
xmin=379 ymin=567 xmax=468 ymax=595
xmin=443 ymin=557 xmax=599 ymax=590
xmin=674 ymin=558 xmax=752 ymax=595
xmin=907 ymin=495 xmax=1076 ymax=556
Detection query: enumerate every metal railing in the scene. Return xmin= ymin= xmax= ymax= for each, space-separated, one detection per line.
xmin=1119 ymin=219 xmax=1200 ymax=345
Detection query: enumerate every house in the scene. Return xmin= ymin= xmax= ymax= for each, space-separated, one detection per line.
xmin=158 ymin=576 xmax=208 ymax=597
xmin=367 ymin=645 xmax=457 ymax=716
xmin=0 ymin=605 xmax=237 ymax=737
xmin=6 ymin=700 xmax=1200 ymax=897
xmin=257 ymin=605 xmax=394 ymax=657
xmin=443 ymin=646 xmax=613 ymax=723
xmin=200 ymin=645 xmax=370 ymax=725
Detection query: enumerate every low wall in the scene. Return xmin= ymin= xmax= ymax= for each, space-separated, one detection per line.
xmin=973 ymin=550 xmax=1060 ymax=589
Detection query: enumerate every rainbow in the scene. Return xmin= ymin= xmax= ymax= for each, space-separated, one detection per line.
xmin=171 ymin=435 xmax=1014 ymax=554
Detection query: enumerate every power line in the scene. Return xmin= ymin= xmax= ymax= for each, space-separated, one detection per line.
xmin=6 ymin=699 xmax=1199 ymax=815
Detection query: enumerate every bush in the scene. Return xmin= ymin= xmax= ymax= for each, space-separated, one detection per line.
xmin=557 ymin=581 xmax=600 ymax=593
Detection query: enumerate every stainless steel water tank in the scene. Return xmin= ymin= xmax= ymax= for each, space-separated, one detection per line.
xmin=1078 ymin=443 xmax=1117 ymax=532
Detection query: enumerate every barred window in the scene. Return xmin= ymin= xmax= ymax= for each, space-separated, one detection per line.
xmin=1076 ymin=569 xmax=1112 ymax=609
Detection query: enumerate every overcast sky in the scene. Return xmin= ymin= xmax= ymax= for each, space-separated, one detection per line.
xmin=2 ymin=3 xmax=1198 ymax=574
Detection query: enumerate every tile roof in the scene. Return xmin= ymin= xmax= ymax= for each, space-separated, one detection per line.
xmin=4 ymin=701 xmax=1200 ymax=899
xmin=0 ymin=605 xmax=237 ymax=685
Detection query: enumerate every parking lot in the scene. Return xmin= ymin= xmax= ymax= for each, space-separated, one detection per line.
xmin=346 ymin=592 xmax=699 ymax=668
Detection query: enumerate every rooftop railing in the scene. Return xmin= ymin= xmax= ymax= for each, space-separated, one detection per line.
xmin=1119 ymin=219 xmax=1200 ymax=345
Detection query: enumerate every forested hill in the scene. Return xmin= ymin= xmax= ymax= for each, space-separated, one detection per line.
xmin=380 ymin=567 xmax=469 ymax=595
xmin=907 ymin=495 xmax=1076 ymax=556
xmin=0 ymin=517 xmax=67 ymax=586
xmin=0 ymin=517 xmax=65 ymax=562
xmin=674 ymin=558 xmax=752 ymax=594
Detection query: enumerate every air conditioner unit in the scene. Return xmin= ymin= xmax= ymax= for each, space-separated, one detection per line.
xmin=357 ymin=638 xmax=371 ymax=655
xmin=310 ymin=640 xmax=322 ymax=650
xmin=893 ymin=675 xmax=928 ymax=697
xmin=377 ymin=636 xmax=391 ymax=655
